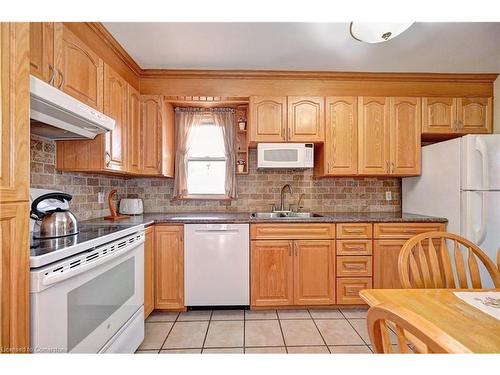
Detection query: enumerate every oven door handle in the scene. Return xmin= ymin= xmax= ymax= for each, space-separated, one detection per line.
xmin=42 ymin=237 xmax=144 ymax=287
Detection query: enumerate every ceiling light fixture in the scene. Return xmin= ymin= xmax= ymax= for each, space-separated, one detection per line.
xmin=349 ymin=22 xmax=414 ymax=43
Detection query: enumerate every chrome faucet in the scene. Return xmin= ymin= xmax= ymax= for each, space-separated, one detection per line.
xmin=296 ymin=193 xmax=305 ymax=212
xmin=280 ymin=184 xmax=293 ymax=212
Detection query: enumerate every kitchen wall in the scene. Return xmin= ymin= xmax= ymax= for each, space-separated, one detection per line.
xmin=30 ymin=135 xmax=127 ymax=221
xmin=31 ymin=135 xmax=401 ymax=220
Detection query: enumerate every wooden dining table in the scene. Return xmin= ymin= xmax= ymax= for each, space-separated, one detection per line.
xmin=359 ymin=288 xmax=500 ymax=353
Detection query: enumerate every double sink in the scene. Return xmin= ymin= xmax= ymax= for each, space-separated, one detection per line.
xmin=251 ymin=212 xmax=323 ymax=219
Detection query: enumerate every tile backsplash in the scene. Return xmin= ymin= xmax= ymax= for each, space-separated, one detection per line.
xmin=31 ymin=135 xmax=401 ymax=220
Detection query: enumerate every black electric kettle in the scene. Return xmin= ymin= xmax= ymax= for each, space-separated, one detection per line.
xmin=31 ymin=192 xmax=79 ymax=239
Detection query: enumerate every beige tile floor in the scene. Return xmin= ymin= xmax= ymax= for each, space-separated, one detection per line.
xmin=136 ymin=308 xmax=374 ymax=354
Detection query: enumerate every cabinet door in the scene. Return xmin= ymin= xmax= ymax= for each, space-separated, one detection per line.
xmin=103 ymin=64 xmax=128 ymax=172
xmin=373 ymin=239 xmax=406 ymax=289
xmin=53 ymin=23 xmax=103 ymax=111
xmin=161 ymin=102 xmax=175 ymax=177
xmin=249 ymin=96 xmax=286 ymax=142
xmin=141 ymin=96 xmax=162 ymax=175
xmin=457 ymin=97 xmax=492 ymax=134
xmin=325 ymin=97 xmax=358 ymax=175
xmin=251 ymin=240 xmax=294 ymax=306
xmin=358 ymin=97 xmax=390 ymax=175
xmin=144 ymin=226 xmax=155 ymax=319
xmin=155 ymin=226 xmax=184 ymax=310
xmin=389 ymin=97 xmax=421 ymax=175
xmin=421 ymin=97 xmax=457 ymax=134
xmin=127 ymin=84 xmax=141 ymax=174
xmin=288 ymin=96 xmax=324 ymax=142
xmin=29 ymin=22 xmax=54 ymax=83
xmin=1 ymin=23 xmax=30 ymax=203
xmin=294 ymin=240 xmax=335 ymax=305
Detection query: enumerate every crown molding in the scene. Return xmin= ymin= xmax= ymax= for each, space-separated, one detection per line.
xmin=86 ymin=22 xmax=142 ymax=76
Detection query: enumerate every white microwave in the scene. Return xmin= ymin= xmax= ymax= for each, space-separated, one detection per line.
xmin=257 ymin=143 xmax=314 ymax=169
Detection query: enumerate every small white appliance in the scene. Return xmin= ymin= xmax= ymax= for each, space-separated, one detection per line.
xmin=30 ymin=75 xmax=115 ymax=140
xmin=257 ymin=143 xmax=314 ymax=169
xmin=119 ymin=198 xmax=144 ymax=215
xmin=403 ymin=134 xmax=500 ymax=287
xmin=184 ymin=224 xmax=249 ymax=306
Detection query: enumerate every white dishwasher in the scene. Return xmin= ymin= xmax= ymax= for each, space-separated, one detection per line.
xmin=184 ymin=223 xmax=249 ymax=306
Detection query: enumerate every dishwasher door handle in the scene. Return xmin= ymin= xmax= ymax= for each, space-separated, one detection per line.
xmin=194 ymin=229 xmax=240 ymax=234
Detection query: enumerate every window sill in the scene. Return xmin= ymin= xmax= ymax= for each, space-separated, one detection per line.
xmin=174 ymin=194 xmax=232 ymax=201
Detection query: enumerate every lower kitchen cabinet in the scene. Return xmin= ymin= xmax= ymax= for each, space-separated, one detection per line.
xmin=293 ymin=240 xmax=335 ymax=305
xmin=373 ymin=239 xmax=407 ymax=289
xmin=250 ymin=239 xmax=335 ymax=307
xmin=251 ymin=240 xmax=294 ymax=306
xmin=144 ymin=226 xmax=155 ymax=318
xmin=337 ymin=277 xmax=372 ymax=305
xmin=154 ymin=225 xmax=184 ymax=310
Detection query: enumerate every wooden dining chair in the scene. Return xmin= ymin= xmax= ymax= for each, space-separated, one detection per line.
xmin=367 ymin=302 xmax=472 ymax=354
xmin=497 ymin=247 xmax=500 ymax=272
xmin=398 ymin=231 xmax=500 ymax=289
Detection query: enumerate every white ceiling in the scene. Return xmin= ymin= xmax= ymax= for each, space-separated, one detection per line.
xmin=104 ymin=22 xmax=500 ymax=73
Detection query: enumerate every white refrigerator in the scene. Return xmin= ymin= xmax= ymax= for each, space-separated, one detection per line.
xmin=403 ymin=134 xmax=500 ymax=287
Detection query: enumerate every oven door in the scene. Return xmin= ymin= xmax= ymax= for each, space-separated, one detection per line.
xmin=30 ymin=237 xmax=144 ymax=353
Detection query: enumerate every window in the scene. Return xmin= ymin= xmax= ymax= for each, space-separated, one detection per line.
xmin=186 ymin=122 xmax=227 ymax=196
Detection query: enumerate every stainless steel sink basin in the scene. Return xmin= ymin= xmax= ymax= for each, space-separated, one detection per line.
xmin=251 ymin=212 xmax=323 ymax=219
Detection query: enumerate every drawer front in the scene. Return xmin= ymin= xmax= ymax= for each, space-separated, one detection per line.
xmin=336 ymin=240 xmax=372 ymax=255
xmin=337 ymin=256 xmax=372 ymax=277
xmin=336 ymin=223 xmax=372 ymax=239
xmin=250 ymin=223 xmax=335 ymax=240
xmin=336 ymin=277 xmax=372 ymax=305
xmin=374 ymin=223 xmax=445 ymax=239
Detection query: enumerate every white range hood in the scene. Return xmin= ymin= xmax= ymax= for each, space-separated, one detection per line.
xmin=30 ymin=75 xmax=115 ymax=140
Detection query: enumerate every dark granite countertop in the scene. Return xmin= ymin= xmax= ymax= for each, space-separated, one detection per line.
xmin=81 ymin=211 xmax=447 ymax=226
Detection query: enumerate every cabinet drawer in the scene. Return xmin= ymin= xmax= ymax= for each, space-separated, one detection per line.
xmin=336 ymin=223 xmax=372 ymax=238
xmin=336 ymin=277 xmax=372 ymax=305
xmin=336 ymin=240 xmax=372 ymax=255
xmin=337 ymin=256 xmax=372 ymax=277
xmin=374 ymin=223 xmax=445 ymax=239
xmin=250 ymin=223 xmax=335 ymax=240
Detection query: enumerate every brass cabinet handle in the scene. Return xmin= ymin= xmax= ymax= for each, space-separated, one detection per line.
xmin=391 ymin=162 xmax=395 ymax=174
xmin=47 ymin=64 xmax=55 ymax=85
xmin=344 ymin=263 xmax=365 ymax=270
xmin=386 ymin=161 xmax=390 ymax=173
xmin=105 ymin=151 xmax=111 ymax=167
xmin=294 ymin=242 xmax=298 ymax=256
xmin=57 ymin=69 xmax=64 ymax=89
xmin=288 ymin=242 xmax=292 ymax=256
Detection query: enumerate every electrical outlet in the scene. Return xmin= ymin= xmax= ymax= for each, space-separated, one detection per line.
xmin=385 ymin=191 xmax=392 ymax=201
xmin=97 ymin=192 xmax=105 ymax=204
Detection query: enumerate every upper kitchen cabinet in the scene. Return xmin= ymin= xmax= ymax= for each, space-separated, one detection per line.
xmin=53 ymin=23 xmax=104 ymax=111
xmin=287 ymin=96 xmax=325 ymax=142
xmin=249 ymin=96 xmax=287 ymax=142
xmin=422 ymin=97 xmax=492 ymax=136
xmin=127 ymin=84 xmax=141 ymax=174
xmin=29 ymin=22 xmax=54 ymax=83
xmin=321 ymin=97 xmax=358 ymax=176
xmin=103 ymin=63 xmax=128 ymax=172
xmin=358 ymin=97 xmax=390 ymax=175
xmin=389 ymin=97 xmax=421 ymax=176
xmin=137 ymin=96 xmax=175 ymax=177
xmin=456 ymin=97 xmax=492 ymax=134
xmin=140 ymin=96 xmax=162 ymax=175
xmin=421 ymin=97 xmax=457 ymax=134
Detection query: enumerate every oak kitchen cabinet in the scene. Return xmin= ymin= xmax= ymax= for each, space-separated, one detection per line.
xmin=287 ymin=96 xmax=325 ymax=142
xmin=127 ymin=84 xmax=141 ymax=174
xmin=250 ymin=224 xmax=336 ymax=307
xmin=1 ymin=22 xmax=30 ymax=353
xmin=249 ymin=96 xmax=287 ymax=142
xmin=373 ymin=222 xmax=446 ymax=289
xmin=144 ymin=226 xmax=155 ymax=319
xmin=155 ymin=225 xmax=184 ymax=310
xmin=323 ymin=96 xmax=358 ymax=175
xmin=249 ymin=96 xmax=324 ymax=143
xmin=31 ymin=22 xmax=117 ymax=99
xmin=422 ymin=97 xmax=492 ymax=136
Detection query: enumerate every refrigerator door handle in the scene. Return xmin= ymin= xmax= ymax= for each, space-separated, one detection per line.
xmin=474 ymin=191 xmax=488 ymax=246
xmin=475 ymin=137 xmax=489 ymax=190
